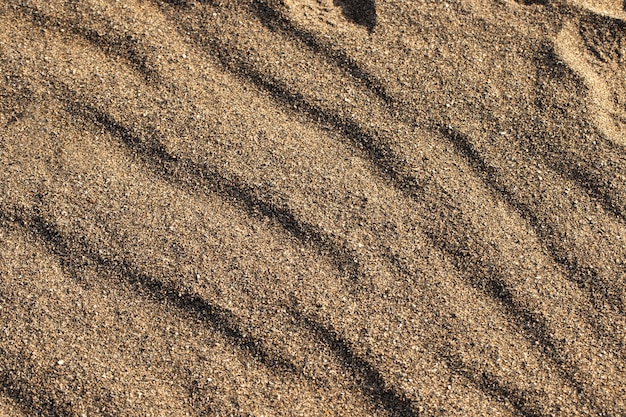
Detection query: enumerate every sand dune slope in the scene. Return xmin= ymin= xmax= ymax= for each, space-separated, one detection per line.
xmin=1 ymin=0 xmax=625 ymax=416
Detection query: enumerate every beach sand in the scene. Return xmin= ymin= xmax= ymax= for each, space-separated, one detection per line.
xmin=1 ymin=0 xmax=626 ymax=415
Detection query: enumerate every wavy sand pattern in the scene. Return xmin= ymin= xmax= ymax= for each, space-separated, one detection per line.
xmin=1 ymin=0 xmax=625 ymax=416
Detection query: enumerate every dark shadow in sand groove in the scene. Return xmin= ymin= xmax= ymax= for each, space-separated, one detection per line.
xmin=0 ymin=369 xmax=72 ymax=417
xmin=108 ymin=262 xmax=301 ymax=376
xmin=440 ymin=126 xmax=626 ymax=318
xmin=79 ymin=28 xmax=159 ymax=84
xmin=249 ymin=0 xmax=389 ymax=103
xmin=532 ymin=125 xmax=626 ymax=225
xmin=11 ymin=3 xmax=160 ymax=84
xmin=0 ymin=221 xmax=70 ymax=417
xmin=441 ymin=126 xmax=626 ymax=368
xmin=13 ymin=211 xmax=301 ymax=379
xmin=333 ymin=0 xmax=377 ymax=31
xmin=549 ymin=155 xmax=626 ymax=224
xmin=513 ymin=0 xmax=548 ymax=5
xmin=441 ymin=353 xmax=544 ymax=417
xmin=290 ymin=309 xmax=417 ymax=417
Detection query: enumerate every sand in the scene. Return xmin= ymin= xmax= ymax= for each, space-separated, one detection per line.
xmin=0 ymin=0 xmax=625 ymax=415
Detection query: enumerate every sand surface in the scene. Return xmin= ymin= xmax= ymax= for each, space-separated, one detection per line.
xmin=1 ymin=0 xmax=626 ymax=415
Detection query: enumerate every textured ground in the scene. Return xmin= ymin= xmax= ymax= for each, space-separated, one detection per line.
xmin=1 ymin=0 xmax=626 ymax=416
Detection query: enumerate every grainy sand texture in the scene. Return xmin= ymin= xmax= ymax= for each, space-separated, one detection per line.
xmin=1 ymin=0 xmax=626 ymax=416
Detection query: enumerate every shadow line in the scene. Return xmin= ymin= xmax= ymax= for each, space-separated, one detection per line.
xmin=441 ymin=352 xmax=545 ymax=417
xmin=249 ymin=0 xmax=387 ymax=102
xmin=289 ymin=308 xmax=418 ymax=417
xmin=377 ymin=255 xmax=549 ymax=417
xmin=333 ymin=0 xmax=377 ymax=31
xmin=552 ymin=155 xmax=626 ymax=224
xmin=0 ymin=369 xmax=73 ymax=417
xmin=11 ymin=3 xmax=160 ymax=84
xmin=182 ymin=29 xmax=420 ymax=199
